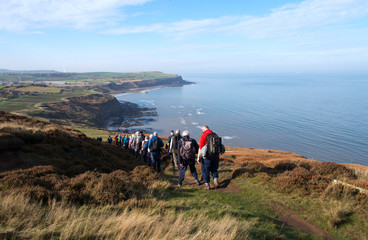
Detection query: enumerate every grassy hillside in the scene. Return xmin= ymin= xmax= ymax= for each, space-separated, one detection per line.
xmin=1 ymin=112 xmax=368 ymax=239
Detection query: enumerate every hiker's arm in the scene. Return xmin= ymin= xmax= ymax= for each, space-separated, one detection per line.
xmin=177 ymin=141 xmax=183 ymax=165
xmin=197 ymin=148 xmax=201 ymax=163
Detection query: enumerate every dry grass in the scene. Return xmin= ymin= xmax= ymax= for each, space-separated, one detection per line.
xmin=352 ymin=168 xmax=368 ymax=181
xmin=323 ymin=190 xmax=357 ymax=228
xmin=0 ymin=193 xmax=251 ymax=240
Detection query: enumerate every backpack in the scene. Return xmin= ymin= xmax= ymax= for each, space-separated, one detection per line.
xmin=179 ymin=139 xmax=195 ymax=160
xmin=149 ymin=138 xmax=159 ymax=152
xmin=205 ymin=133 xmax=222 ymax=156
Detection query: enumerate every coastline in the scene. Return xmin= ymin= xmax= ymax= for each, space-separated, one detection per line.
xmin=105 ymin=81 xmax=194 ymax=132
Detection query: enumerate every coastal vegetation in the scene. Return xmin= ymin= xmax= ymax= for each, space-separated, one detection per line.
xmin=0 ymin=71 xmax=189 ymax=129
xmin=1 ymin=112 xmax=368 ymax=239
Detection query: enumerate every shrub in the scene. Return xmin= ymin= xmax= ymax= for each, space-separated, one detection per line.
xmin=311 ymin=162 xmax=356 ymax=180
xmin=0 ymin=133 xmax=24 ymax=151
xmin=274 ymin=162 xmax=297 ymax=173
xmin=277 ymin=167 xmax=313 ymax=194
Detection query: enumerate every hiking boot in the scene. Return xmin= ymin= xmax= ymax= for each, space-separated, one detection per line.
xmin=203 ymin=183 xmax=210 ymax=190
xmin=214 ymin=178 xmax=219 ymax=189
xmin=195 ymin=179 xmax=200 ymax=185
xmin=177 ymin=183 xmax=182 ymax=187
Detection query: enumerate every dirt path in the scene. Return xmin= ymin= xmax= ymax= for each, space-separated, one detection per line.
xmin=170 ymin=168 xmax=335 ymax=240
xmin=272 ymin=201 xmax=335 ymax=240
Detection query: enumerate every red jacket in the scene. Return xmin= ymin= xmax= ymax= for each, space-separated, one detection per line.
xmin=199 ymin=129 xmax=216 ymax=149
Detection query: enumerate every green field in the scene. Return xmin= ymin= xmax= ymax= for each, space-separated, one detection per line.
xmin=0 ymin=71 xmax=178 ymax=83
xmin=0 ymin=89 xmax=91 ymax=112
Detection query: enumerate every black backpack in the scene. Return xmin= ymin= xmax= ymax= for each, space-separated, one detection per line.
xmin=179 ymin=139 xmax=195 ymax=160
xmin=149 ymin=138 xmax=159 ymax=152
xmin=206 ymin=133 xmax=222 ymax=156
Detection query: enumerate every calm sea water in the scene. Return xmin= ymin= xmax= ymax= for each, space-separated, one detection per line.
xmin=115 ymin=74 xmax=368 ymax=165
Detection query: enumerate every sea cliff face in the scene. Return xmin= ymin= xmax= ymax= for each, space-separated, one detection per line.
xmin=29 ymin=76 xmax=189 ymax=128
xmin=82 ymin=76 xmax=192 ymax=94
xmin=32 ymin=94 xmax=124 ymax=128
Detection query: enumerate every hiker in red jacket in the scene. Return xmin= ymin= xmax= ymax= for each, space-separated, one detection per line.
xmin=197 ymin=125 xmax=220 ymax=190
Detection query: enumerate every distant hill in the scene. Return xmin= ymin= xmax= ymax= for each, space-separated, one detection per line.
xmin=0 ymin=69 xmax=59 ymax=73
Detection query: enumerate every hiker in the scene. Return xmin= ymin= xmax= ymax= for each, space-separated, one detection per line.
xmin=177 ymin=130 xmax=200 ymax=187
xmin=97 ymin=136 xmax=102 ymax=142
xmin=169 ymin=129 xmax=181 ymax=170
xmin=148 ymin=131 xmax=164 ymax=172
xmin=197 ymin=125 xmax=223 ymax=190
xmin=114 ymin=134 xmax=119 ymax=146
xmin=123 ymin=135 xmax=130 ymax=150
xmin=107 ymin=136 xmax=112 ymax=144
xmin=141 ymin=136 xmax=149 ymax=164
xmin=129 ymin=133 xmax=137 ymax=155
xmin=167 ymin=130 xmax=175 ymax=167
xmin=118 ymin=134 xmax=123 ymax=147
xmin=135 ymin=131 xmax=144 ymax=159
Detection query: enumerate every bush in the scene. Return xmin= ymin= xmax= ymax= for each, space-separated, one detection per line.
xmin=0 ymin=165 xmax=163 ymax=205
xmin=311 ymin=162 xmax=356 ymax=180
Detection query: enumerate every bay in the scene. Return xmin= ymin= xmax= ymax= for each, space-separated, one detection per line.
xmin=115 ymin=73 xmax=368 ymax=165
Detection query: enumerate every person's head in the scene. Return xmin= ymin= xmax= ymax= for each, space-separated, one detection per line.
xmin=170 ymin=130 xmax=174 ymax=135
xmin=146 ymin=136 xmax=149 ymax=140
xmin=202 ymin=125 xmax=209 ymax=132
xmin=150 ymin=134 xmax=153 ymax=139
xmin=182 ymin=130 xmax=189 ymax=137
xmin=153 ymin=131 xmax=158 ymax=137
xmin=175 ymin=129 xmax=180 ymax=135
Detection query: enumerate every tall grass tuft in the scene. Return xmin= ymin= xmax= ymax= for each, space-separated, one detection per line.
xmin=322 ymin=188 xmax=357 ymax=229
xmin=0 ymin=193 xmax=252 ymax=240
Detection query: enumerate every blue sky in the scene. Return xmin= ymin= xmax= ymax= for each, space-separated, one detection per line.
xmin=0 ymin=0 xmax=368 ymax=74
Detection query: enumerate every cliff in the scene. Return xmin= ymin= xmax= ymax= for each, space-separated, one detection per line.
xmin=71 ymin=76 xmax=192 ymax=94
xmin=31 ymin=94 xmax=128 ymax=128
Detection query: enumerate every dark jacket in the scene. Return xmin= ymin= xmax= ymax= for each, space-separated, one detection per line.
xmin=177 ymin=136 xmax=199 ymax=165
xmin=142 ymin=140 xmax=149 ymax=151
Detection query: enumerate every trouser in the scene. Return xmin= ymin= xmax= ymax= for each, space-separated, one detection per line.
xmin=141 ymin=150 xmax=148 ymax=163
xmin=150 ymin=152 xmax=161 ymax=172
xmin=135 ymin=147 xmax=141 ymax=158
xmin=178 ymin=161 xmax=198 ymax=184
xmin=200 ymin=157 xmax=219 ymax=184
xmin=172 ymin=149 xmax=179 ymax=168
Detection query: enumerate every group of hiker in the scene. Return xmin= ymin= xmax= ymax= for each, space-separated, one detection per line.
xmin=105 ymin=131 xmax=164 ymax=172
xmin=101 ymin=125 xmax=224 ymax=190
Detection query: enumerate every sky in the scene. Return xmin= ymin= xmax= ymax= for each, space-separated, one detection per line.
xmin=0 ymin=0 xmax=368 ymax=74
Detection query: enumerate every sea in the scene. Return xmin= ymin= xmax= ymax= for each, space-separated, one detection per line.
xmin=115 ymin=73 xmax=368 ymax=166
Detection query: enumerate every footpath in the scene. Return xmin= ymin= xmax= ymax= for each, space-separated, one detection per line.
xmin=168 ymin=164 xmax=334 ymax=240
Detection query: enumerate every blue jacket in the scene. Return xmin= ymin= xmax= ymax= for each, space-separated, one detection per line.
xmin=148 ymin=136 xmax=164 ymax=153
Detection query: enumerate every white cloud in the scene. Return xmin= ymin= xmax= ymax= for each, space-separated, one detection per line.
xmin=103 ymin=16 xmax=243 ymax=37
xmin=0 ymin=0 xmax=153 ymax=31
xmin=105 ymin=0 xmax=368 ymax=39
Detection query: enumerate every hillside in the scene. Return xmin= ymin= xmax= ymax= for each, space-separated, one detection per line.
xmin=0 ymin=72 xmax=190 ymax=130
xmin=1 ymin=112 xmax=368 ymax=239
